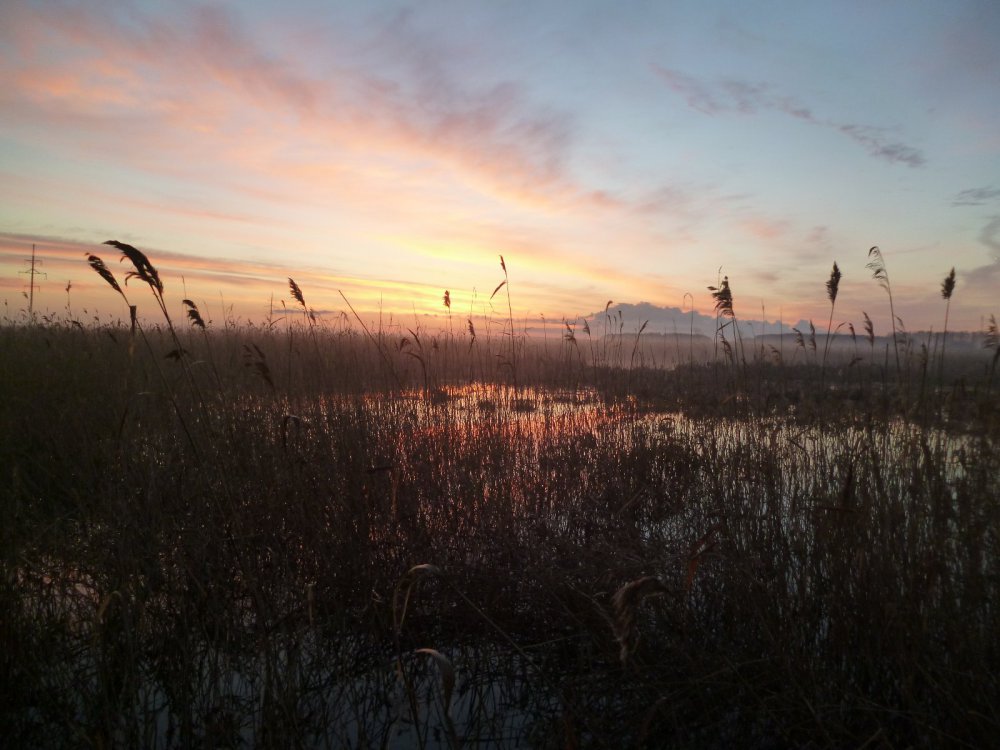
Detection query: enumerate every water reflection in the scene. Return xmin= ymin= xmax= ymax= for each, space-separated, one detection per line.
xmin=12 ymin=381 xmax=994 ymax=747
xmin=334 ymin=383 xmax=978 ymax=491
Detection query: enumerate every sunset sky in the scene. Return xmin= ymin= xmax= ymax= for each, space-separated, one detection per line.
xmin=1 ymin=0 xmax=998 ymax=333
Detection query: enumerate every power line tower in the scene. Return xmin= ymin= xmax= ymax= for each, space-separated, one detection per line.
xmin=19 ymin=244 xmax=47 ymax=315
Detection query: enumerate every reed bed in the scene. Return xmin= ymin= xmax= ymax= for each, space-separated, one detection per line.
xmin=1 ymin=249 xmax=999 ymax=748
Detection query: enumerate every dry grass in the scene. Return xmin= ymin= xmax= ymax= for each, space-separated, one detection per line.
xmin=1 ymin=246 xmax=998 ymax=747
xmin=611 ymin=576 xmax=668 ymax=665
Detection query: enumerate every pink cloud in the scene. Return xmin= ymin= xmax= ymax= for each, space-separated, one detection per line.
xmin=0 ymin=3 xmax=613 ymax=216
xmin=739 ymin=217 xmax=790 ymax=241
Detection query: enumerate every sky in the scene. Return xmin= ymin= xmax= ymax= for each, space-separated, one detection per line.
xmin=1 ymin=0 xmax=998 ymax=334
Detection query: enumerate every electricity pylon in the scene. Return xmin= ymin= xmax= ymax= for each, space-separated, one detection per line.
xmin=19 ymin=244 xmax=46 ymax=315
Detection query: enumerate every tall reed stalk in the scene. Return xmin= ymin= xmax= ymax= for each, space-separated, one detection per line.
xmin=821 ymin=262 xmax=841 ymax=387
xmin=87 ymin=242 xmax=201 ymax=458
xmin=938 ymin=268 xmax=955 ymax=382
xmin=708 ymin=275 xmax=745 ymax=371
xmin=490 ymin=256 xmax=517 ymax=383
xmin=866 ymin=246 xmax=900 ymax=377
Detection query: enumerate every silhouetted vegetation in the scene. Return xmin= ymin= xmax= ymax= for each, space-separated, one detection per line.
xmin=1 ymin=244 xmax=998 ymax=748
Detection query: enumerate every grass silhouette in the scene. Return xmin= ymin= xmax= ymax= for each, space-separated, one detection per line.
xmin=0 ymin=241 xmax=997 ymax=747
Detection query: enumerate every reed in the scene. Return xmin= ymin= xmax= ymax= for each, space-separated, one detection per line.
xmin=1 ymin=243 xmax=998 ymax=747
xmin=866 ymin=246 xmax=900 ymax=376
xmin=821 ymin=261 xmax=841 ymax=386
xmin=938 ymin=267 xmax=956 ymax=382
xmin=611 ymin=576 xmax=668 ymax=665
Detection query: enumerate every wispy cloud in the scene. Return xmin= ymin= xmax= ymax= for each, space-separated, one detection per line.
xmin=0 ymin=3 xmax=605 ymax=213
xmin=648 ymin=68 xmax=727 ymax=115
xmin=947 ymin=216 xmax=1000 ymax=303
xmin=803 ymin=225 xmax=834 ymax=261
xmin=739 ymin=216 xmax=790 ymax=241
xmin=356 ymin=9 xmax=585 ymax=202
xmin=952 ymin=186 xmax=1000 ymax=207
xmin=977 ymin=216 xmax=1000 ymax=260
xmin=652 ymin=66 xmax=926 ymax=167
xmin=833 ymin=124 xmax=925 ymax=169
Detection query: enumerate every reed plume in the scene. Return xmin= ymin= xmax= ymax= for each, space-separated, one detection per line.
xmin=289 ymin=278 xmax=313 ymax=325
xmin=708 ymin=275 xmax=744 ymax=365
xmin=87 ymin=254 xmax=126 ymax=300
xmin=393 ymin=564 xmax=442 ymax=636
xmin=106 ymin=240 xmax=162 ymax=295
xmin=413 ymin=648 xmax=456 ymax=716
xmin=182 ymin=299 xmax=206 ymax=329
xmin=709 ymin=276 xmax=733 ymax=318
xmin=939 ymin=268 xmax=956 ymax=380
xmin=288 ymin=278 xmax=305 ymax=308
xmin=866 ymin=246 xmax=900 ymax=375
xmin=822 ymin=262 xmax=841 ymax=383
xmin=612 ymin=576 xmax=667 ymax=665
xmin=103 ymin=240 xmax=177 ymax=335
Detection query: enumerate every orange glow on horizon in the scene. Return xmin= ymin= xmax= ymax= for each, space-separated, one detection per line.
xmin=2 ymin=4 xmax=997 ymax=333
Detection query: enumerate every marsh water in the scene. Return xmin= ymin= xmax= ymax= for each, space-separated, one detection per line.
xmin=8 ymin=378 xmax=997 ymax=748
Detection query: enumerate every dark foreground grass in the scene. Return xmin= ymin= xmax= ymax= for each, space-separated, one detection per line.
xmin=1 ymin=317 xmax=998 ymax=748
